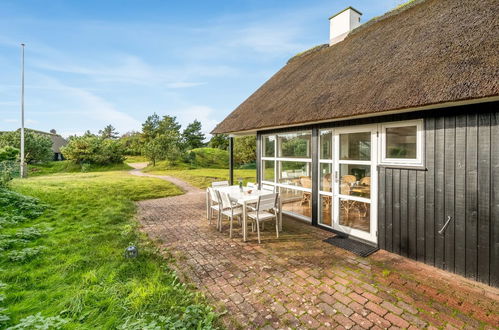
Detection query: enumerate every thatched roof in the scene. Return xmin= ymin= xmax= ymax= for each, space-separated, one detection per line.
xmin=212 ymin=0 xmax=499 ymax=134
xmin=29 ymin=129 xmax=68 ymax=153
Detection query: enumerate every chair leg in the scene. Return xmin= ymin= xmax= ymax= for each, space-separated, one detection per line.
xmin=229 ymin=216 xmax=233 ymax=238
xmin=275 ymin=218 xmax=279 ymax=239
xmin=256 ymin=219 xmax=261 ymax=244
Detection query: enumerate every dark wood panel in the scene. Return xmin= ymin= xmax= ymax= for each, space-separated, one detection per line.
xmin=393 ymin=169 xmax=401 ymax=254
xmin=434 ymin=116 xmax=445 ymax=269
xmin=400 ymin=170 xmax=409 ymax=257
xmin=378 ymin=167 xmax=386 ymax=250
xmin=454 ymin=114 xmax=467 ymax=276
xmin=490 ymin=111 xmax=499 ymax=287
xmin=465 ymin=113 xmax=478 ymax=280
xmin=416 ymin=170 xmax=426 ymax=262
xmin=444 ymin=116 xmax=456 ymax=272
xmin=385 ymin=168 xmax=393 ymax=252
xmin=408 ymin=170 xmax=417 ymax=259
xmin=477 ymin=113 xmax=491 ymax=284
xmin=425 ymin=117 xmax=436 ymax=265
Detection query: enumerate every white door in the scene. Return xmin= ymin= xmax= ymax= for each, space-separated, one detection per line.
xmin=331 ymin=125 xmax=377 ymax=243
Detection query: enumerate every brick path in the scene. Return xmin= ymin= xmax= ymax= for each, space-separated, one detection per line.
xmin=133 ymin=168 xmax=499 ymax=329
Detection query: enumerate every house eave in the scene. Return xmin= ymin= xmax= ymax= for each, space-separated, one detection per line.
xmin=220 ymin=95 xmax=499 ymax=136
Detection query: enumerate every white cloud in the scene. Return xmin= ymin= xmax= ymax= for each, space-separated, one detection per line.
xmin=3 ymin=118 xmax=17 ymax=123
xmin=166 ymin=82 xmax=206 ymax=89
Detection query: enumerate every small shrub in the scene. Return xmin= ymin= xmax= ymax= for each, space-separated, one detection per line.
xmin=7 ymin=246 xmax=46 ymax=262
xmin=6 ymin=313 xmax=68 ymax=329
xmin=15 ymin=227 xmax=42 ymax=240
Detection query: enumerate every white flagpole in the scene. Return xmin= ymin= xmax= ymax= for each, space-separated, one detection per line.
xmin=20 ymin=43 xmax=26 ymax=178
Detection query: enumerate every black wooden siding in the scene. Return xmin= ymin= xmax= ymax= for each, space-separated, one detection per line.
xmin=378 ymin=104 xmax=499 ymax=287
xmin=257 ymin=101 xmax=499 ymax=287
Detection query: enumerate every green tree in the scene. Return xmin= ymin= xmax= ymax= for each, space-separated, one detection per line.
xmin=61 ymin=136 xmax=125 ymax=165
xmin=140 ymin=114 xmax=183 ymax=165
xmin=142 ymin=113 xmax=161 ymax=140
xmin=0 ymin=146 xmax=19 ymax=161
xmin=234 ymin=136 xmax=256 ymax=165
xmin=99 ymin=125 xmax=119 ymax=139
xmin=0 ymin=131 xmax=52 ymax=164
xmin=120 ymin=131 xmax=143 ymax=155
xmin=182 ymin=120 xmax=205 ymax=150
xmin=208 ymin=134 xmax=229 ymax=150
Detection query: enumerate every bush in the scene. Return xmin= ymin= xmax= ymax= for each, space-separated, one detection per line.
xmin=186 ymin=148 xmax=229 ymax=168
xmin=0 ymin=146 xmax=19 ymax=161
xmin=61 ymin=136 xmax=125 ymax=165
xmin=0 ymin=131 xmax=52 ymax=164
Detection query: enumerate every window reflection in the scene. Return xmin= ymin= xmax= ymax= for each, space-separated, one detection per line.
xmin=320 ymin=163 xmax=332 ymax=192
xmin=319 ymin=195 xmax=332 ymax=226
xmin=264 ymin=136 xmax=275 ymax=157
xmin=339 ymin=199 xmax=370 ymax=233
xmin=386 ymin=126 xmax=417 ymax=159
xmin=263 ymin=160 xmax=275 ymax=182
xmin=320 ymin=130 xmax=332 ymax=159
xmin=280 ymin=187 xmax=312 ymax=218
xmin=278 ymin=161 xmax=311 ymax=188
xmin=340 ymin=132 xmax=371 ymax=160
xmin=278 ymin=132 xmax=311 ymax=158
xmin=339 ymin=164 xmax=371 ymax=198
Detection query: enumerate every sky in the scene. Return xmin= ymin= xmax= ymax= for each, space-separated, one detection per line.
xmin=0 ymin=0 xmax=398 ymax=138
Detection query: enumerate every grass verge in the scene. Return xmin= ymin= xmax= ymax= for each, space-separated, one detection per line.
xmin=28 ymin=161 xmax=132 ymax=176
xmin=143 ymin=167 xmax=256 ymax=189
xmin=0 ymin=171 xmax=218 ymax=329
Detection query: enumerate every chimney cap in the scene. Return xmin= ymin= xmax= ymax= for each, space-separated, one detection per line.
xmin=329 ymin=6 xmax=362 ymax=20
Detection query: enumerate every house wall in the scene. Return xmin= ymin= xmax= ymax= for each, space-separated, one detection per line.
xmin=257 ymin=101 xmax=499 ymax=287
xmin=378 ymin=102 xmax=499 ymax=287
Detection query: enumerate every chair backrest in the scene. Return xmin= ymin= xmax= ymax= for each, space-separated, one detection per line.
xmin=261 ymin=184 xmax=275 ymax=192
xmin=246 ymin=182 xmax=255 ymax=188
xmin=322 ymin=177 xmax=331 ymax=192
xmin=340 ymin=183 xmax=351 ymax=195
xmin=257 ymin=193 xmax=278 ymax=211
xmin=212 ymin=181 xmax=229 ymax=188
xmin=341 ymin=175 xmax=356 ymax=184
xmin=300 ymin=176 xmax=312 ymax=189
xmin=360 ymin=176 xmax=371 ymax=186
xmin=208 ymin=187 xmax=219 ymax=202
xmin=219 ymin=191 xmax=232 ymax=209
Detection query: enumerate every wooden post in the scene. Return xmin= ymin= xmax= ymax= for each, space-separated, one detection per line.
xmin=229 ymin=136 xmax=234 ymax=185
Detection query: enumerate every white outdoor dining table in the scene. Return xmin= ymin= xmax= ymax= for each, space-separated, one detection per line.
xmin=210 ymin=185 xmax=282 ymax=242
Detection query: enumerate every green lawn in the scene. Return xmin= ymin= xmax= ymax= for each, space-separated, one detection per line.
xmin=0 ymin=171 xmax=217 ymax=329
xmin=124 ymin=155 xmax=149 ymax=163
xmin=28 ymin=160 xmax=132 ymax=177
xmin=144 ymin=167 xmax=257 ymax=189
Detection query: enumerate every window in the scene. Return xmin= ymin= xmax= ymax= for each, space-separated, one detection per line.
xmin=380 ymin=120 xmax=423 ymax=166
xmin=261 ymin=131 xmax=312 ymax=220
xmin=263 ymin=135 xmax=275 ymax=157
xmin=278 ymin=132 xmax=311 ymax=158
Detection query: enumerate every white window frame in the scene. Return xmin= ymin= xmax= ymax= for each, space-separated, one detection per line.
xmin=379 ymin=119 xmax=424 ymax=166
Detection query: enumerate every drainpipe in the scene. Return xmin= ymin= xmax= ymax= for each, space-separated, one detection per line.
xmin=229 ymin=136 xmax=234 ymax=185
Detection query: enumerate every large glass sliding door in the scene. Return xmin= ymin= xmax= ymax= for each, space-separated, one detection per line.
xmin=261 ymin=131 xmax=312 ymax=220
xmin=319 ymin=125 xmax=377 ymax=243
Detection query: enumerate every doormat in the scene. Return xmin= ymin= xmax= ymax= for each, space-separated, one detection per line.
xmin=323 ymin=236 xmax=379 ymax=257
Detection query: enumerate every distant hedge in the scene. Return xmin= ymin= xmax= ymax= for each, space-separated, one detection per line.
xmin=187 ymin=148 xmax=228 ymax=169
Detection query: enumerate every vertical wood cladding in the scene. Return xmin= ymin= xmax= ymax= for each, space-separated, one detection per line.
xmin=378 ymin=102 xmax=499 ymax=287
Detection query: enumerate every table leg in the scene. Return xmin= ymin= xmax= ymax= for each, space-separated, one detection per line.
xmin=206 ymin=191 xmax=211 ymax=220
xmin=243 ymin=200 xmax=247 ymax=242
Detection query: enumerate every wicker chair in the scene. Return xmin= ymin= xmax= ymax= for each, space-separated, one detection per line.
xmin=300 ymin=176 xmax=312 ymax=206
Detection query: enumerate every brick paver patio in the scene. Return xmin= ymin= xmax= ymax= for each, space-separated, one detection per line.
xmin=133 ymin=169 xmax=499 ymax=329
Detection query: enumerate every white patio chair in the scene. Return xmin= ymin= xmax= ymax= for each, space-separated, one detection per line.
xmin=207 ymin=187 xmax=221 ymax=226
xmin=246 ymin=182 xmax=258 ymax=189
xmin=261 ymin=184 xmax=275 ymax=192
xmin=218 ymin=191 xmax=243 ymax=238
xmin=247 ymin=193 xmax=279 ymax=243
xmin=212 ymin=181 xmax=229 ymax=188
